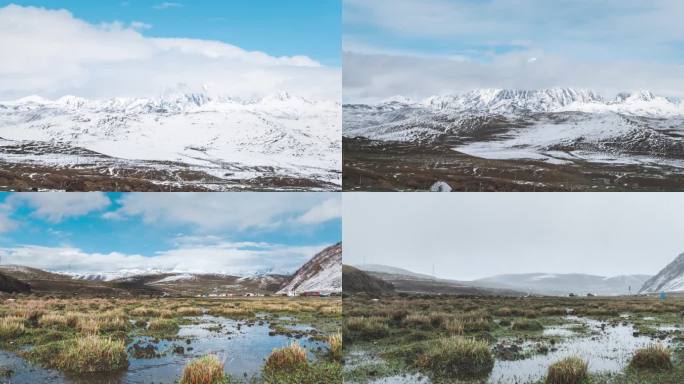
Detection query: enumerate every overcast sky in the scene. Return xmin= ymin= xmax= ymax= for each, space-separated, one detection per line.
xmin=343 ymin=193 xmax=684 ymax=280
xmin=0 ymin=2 xmax=340 ymax=101
xmin=0 ymin=192 xmax=341 ymax=276
xmin=343 ymin=0 xmax=684 ymax=103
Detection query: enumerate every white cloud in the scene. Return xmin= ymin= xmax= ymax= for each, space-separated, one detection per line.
xmin=0 ymin=5 xmax=339 ymax=101
xmin=130 ymin=21 xmax=152 ymax=30
xmin=154 ymin=2 xmax=182 ymax=10
xmin=0 ymin=204 xmax=16 ymax=232
xmin=0 ymin=242 xmax=326 ymax=275
xmin=7 ymin=193 xmax=111 ymax=223
xmin=106 ymin=192 xmax=340 ymax=230
xmin=297 ymin=198 xmax=342 ymax=224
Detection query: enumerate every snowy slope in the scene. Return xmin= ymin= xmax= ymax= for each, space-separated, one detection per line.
xmin=66 ymin=269 xmax=169 ymax=282
xmin=640 ymin=253 xmax=684 ymax=293
xmin=277 ymin=243 xmax=342 ymax=295
xmin=344 ymin=88 xmax=684 ymax=168
xmin=0 ymin=91 xmax=341 ymax=185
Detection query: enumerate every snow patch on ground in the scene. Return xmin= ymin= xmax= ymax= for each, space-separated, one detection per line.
xmin=152 ymin=274 xmax=196 ymax=284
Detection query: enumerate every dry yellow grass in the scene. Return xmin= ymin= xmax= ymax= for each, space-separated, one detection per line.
xmin=76 ymin=317 xmax=101 ymax=335
xmin=176 ymin=307 xmax=203 ymax=316
xmin=264 ymin=342 xmax=308 ymax=373
xmin=179 ymin=355 xmax=225 ymax=384
xmin=38 ymin=313 xmax=69 ymax=329
xmin=0 ymin=316 xmax=25 ymax=339
xmin=545 ymin=356 xmax=588 ymax=384
xmin=328 ymin=332 xmax=342 ymax=361
xmin=148 ymin=318 xmax=178 ymax=332
xmin=130 ymin=307 xmax=160 ymax=317
xmin=629 ymin=344 xmax=673 ymax=371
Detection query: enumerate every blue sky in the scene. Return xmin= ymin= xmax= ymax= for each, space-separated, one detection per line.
xmin=0 ymin=193 xmax=341 ymax=275
xmin=3 ymin=0 xmax=341 ymax=66
xmin=343 ymin=0 xmax=684 ymax=102
xmin=344 ymin=0 xmax=683 ymax=63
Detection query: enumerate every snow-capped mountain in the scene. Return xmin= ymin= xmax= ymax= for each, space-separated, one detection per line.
xmin=277 ymin=243 xmax=342 ymax=295
xmin=0 ymin=91 xmax=341 ymax=189
xmin=0 ymin=264 xmax=293 ymax=296
xmin=368 ymin=88 xmax=682 ymax=117
xmin=65 ymin=268 xmax=285 ymax=283
xmin=66 ymin=269 xmax=174 ymax=282
xmin=475 ymin=273 xmax=651 ymax=296
xmin=344 ymin=88 xmax=684 ymax=168
xmin=640 ymin=253 xmax=684 ymax=293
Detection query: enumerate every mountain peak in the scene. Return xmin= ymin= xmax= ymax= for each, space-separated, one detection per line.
xmin=277 ymin=243 xmax=341 ymax=295
xmin=639 ymin=252 xmax=684 ymax=293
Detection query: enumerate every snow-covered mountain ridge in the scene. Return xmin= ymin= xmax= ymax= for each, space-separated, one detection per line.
xmin=64 ymin=268 xmax=286 ymax=282
xmin=366 ymin=88 xmax=683 ymax=117
xmin=2 ymin=91 xmax=338 ymax=115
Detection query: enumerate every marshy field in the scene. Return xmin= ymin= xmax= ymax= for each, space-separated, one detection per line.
xmin=343 ymin=294 xmax=684 ymax=384
xmin=0 ymin=296 xmax=342 ymax=384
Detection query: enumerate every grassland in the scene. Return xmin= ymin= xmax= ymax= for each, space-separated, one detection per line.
xmin=343 ymin=294 xmax=684 ymax=384
xmin=0 ymin=296 xmax=342 ymax=383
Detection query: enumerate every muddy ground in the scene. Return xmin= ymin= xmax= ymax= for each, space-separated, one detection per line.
xmin=343 ymin=138 xmax=684 ymax=192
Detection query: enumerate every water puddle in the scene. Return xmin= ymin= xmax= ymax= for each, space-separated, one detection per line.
xmin=488 ymin=316 xmax=677 ymax=384
xmin=368 ymin=373 xmax=430 ymax=384
xmin=348 ymin=315 xmax=681 ymax=384
xmin=0 ymin=315 xmax=328 ymax=384
xmin=0 ymin=350 xmax=67 ymax=383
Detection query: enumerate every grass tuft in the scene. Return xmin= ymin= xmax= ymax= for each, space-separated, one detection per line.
xmin=179 ymin=355 xmax=225 ymax=384
xmin=148 ymin=319 xmax=179 ymax=333
xmin=416 ymin=337 xmax=493 ymax=379
xmin=346 ymin=316 xmax=389 ymax=339
xmin=545 ymin=356 xmax=588 ymax=384
xmin=264 ymin=342 xmax=308 ymax=373
xmin=512 ymin=319 xmax=544 ymax=331
xmin=629 ymin=344 xmax=673 ymax=371
xmin=0 ymin=316 xmax=25 ymax=339
xmin=52 ymin=335 xmax=128 ymax=373
xmin=328 ymin=332 xmax=342 ymax=361
xmin=38 ymin=314 xmax=69 ymax=329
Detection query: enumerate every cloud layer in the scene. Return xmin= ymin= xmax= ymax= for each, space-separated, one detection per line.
xmin=7 ymin=193 xmax=110 ymax=223
xmin=0 ymin=5 xmax=340 ymax=100
xmin=0 ymin=192 xmax=340 ymax=230
xmin=106 ymin=193 xmax=340 ymax=230
xmin=344 ymin=0 xmax=684 ymax=103
xmin=0 ymin=241 xmax=325 ymax=276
